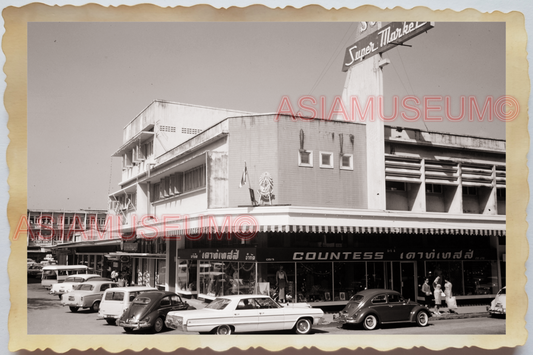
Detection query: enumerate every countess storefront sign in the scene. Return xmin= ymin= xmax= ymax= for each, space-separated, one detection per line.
xmin=258 ymin=248 xmax=496 ymax=262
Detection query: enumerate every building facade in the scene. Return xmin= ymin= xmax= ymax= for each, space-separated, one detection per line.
xmin=27 ymin=209 xmax=114 ymax=272
xmin=106 ymin=100 xmax=505 ymax=305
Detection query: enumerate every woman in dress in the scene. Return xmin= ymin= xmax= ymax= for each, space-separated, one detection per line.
xmin=444 ymin=279 xmax=458 ymax=314
xmin=433 ymin=283 xmax=443 ymax=314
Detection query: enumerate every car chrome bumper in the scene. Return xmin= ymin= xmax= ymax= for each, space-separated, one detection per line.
xmin=117 ymin=320 xmax=152 ymax=330
xmin=487 ymin=307 xmax=506 ymax=315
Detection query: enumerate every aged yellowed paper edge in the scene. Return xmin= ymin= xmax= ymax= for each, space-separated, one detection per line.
xmin=5 ymin=3 xmax=529 ymax=352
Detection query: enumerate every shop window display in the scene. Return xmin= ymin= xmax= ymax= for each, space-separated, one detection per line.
xmin=333 ymin=262 xmax=367 ymax=300
xmin=463 ymin=260 xmax=498 ymax=295
xmin=366 ymin=262 xmax=386 ymax=289
xmin=296 ymin=263 xmax=332 ymax=303
xmin=177 ymin=260 xmax=197 ymax=292
xmin=155 ymin=260 xmax=166 ymax=289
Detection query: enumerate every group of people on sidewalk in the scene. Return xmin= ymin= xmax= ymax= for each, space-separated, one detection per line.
xmin=421 ymin=275 xmax=458 ymax=315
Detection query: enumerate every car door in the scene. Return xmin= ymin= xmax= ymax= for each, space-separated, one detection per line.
xmin=158 ymin=296 xmax=175 ymax=319
xmin=170 ymin=295 xmax=189 ymax=312
xmin=384 ymin=293 xmax=413 ymax=322
xmin=255 ymin=297 xmax=285 ymax=331
xmin=232 ymin=298 xmax=260 ymax=333
xmin=368 ymin=293 xmax=393 ymax=322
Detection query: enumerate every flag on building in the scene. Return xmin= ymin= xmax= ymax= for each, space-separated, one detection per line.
xmin=239 ymin=162 xmax=248 ymax=188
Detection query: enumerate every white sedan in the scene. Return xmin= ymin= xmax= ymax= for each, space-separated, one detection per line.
xmin=165 ymin=295 xmax=324 ymax=335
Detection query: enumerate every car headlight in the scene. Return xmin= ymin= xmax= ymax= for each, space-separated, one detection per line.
xmin=142 ymin=316 xmax=151 ymax=323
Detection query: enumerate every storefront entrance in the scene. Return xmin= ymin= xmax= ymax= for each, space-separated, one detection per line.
xmin=391 ymin=262 xmax=416 ymax=301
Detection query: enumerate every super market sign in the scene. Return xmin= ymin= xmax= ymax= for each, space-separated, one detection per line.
xmin=342 ymin=22 xmax=434 ymax=72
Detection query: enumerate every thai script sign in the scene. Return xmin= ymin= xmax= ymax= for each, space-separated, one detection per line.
xmin=179 ymin=248 xmax=257 ymax=262
xmin=342 ymin=22 xmax=434 ymax=71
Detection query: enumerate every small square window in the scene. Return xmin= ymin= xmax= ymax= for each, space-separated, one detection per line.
xmin=298 ymin=150 xmax=313 ymax=167
xmin=319 ymin=152 xmax=334 ymax=169
xmin=340 ymin=154 xmax=353 ymax=170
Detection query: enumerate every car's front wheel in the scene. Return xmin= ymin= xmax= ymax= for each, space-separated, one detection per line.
xmin=105 ymin=319 xmax=116 ymax=325
xmin=363 ymin=314 xmax=379 ymax=330
xmin=123 ymin=327 xmax=133 ymax=333
xmin=294 ymin=318 xmax=312 ymax=334
xmin=153 ymin=317 xmax=165 ymax=333
xmin=69 ymin=307 xmax=79 ymax=313
xmin=216 ymin=325 xmax=232 ymax=335
xmin=416 ymin=311 xmax=429 ymax=327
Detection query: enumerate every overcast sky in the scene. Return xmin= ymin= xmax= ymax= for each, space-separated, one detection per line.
xmin=27 ymin=21 xmax=505 ymax=211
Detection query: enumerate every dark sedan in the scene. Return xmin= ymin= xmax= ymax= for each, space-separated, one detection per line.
xmin=337 ymin=289 xmax=432 ymax=330
xmin=117 ymin=291 xmax=190 ymax=333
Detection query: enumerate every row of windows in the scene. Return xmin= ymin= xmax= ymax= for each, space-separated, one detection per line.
xmin=151 ymin=165 xmax=206 ymax=202
xmin=28 ymin=215 xmax=107 ymax=226
xmin=298 ymin=150 xmax=354 ymax=170
xmin=386 ymin=182 xmax=506 ymax=198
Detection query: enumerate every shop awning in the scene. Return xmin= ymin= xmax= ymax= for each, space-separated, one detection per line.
xmin=53 ymin=239 xmax=122 ymax=249
xmin=135 ymin=224 xmax=505 ymax=237
xmin=106 ymin=252 xmax=166 ymax=259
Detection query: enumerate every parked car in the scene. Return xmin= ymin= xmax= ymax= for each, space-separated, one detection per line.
xmin=117 ymin=291 xmax=190 ymax=333
xmin=27 ymin=264 xmax=43 ymax=278
xmin=60 ymin=280 xmax=118 ymax=312
xmin=165 ymin=294 xmax=325 ymax=335
xmin=487 ymin=286 xmax=506 ymax=317
xmin=27 ymin=258 xmax=37 ymax=267
xmin=98 ymin=286 xmax=157 ymax=325
xmin=337 ymin=289 xmax=432 ymax=330
xmin=49 ymin=274 xmax=103 ymax=298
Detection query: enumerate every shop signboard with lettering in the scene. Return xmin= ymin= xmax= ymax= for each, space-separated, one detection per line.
xmin=258 ymin=248 xmax=496 ymax=262
xmin=179 ymin=248 xmax=257 ymax=262
xmin=342 ymin=22 xmax=434 ymax=72
xmin=122 ymin=242 xmax=138 ymax=252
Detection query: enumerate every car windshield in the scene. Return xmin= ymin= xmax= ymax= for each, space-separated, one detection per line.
xmin=205 ymin=298 xmax=231 ymax=310
xmin=78 ymin=284 xmax=94 ymax=291
xmin=349 ymin=294 xmax=364 ymax=302
xmin=105 ymin=291 xmax=125 ymax=301
xmin=132 ymin=297 xmax=151 ymax=305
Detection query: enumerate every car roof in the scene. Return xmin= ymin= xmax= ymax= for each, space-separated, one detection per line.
xmin=104 ymin=286 xmax=158 ymax=292
xmin=134 ymin=291 xmax=178 ymax=299
xmin=76 ymin=280 xmax=117 ymax=286
xmin=213 ymin=295 xmax=272 ymax=301
xmin=356 ymin=289 xmax=399 ymax=296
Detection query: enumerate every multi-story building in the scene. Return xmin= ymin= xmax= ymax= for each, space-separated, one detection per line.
xmin=27 ymin=209 xmax=112 ymax=271
xmin=105 ymin=99 xmax=505 ymax=305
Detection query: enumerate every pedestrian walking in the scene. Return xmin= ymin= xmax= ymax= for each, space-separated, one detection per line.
xmin=444 ymin=279 xmax=458 ymax=314
xmin=111 ymin=269 xmax=118 ymax=282
xmin=433 ymin=283 xmax=443 ymax=314
xmin=421 ymin=278 xmax=432 ymax=307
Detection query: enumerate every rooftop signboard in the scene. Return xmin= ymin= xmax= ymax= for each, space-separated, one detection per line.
xmin=342 ymin=22 xmax=435 ymax=72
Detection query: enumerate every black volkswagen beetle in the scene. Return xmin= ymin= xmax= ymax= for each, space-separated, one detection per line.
xmin=337 ymin=289 xmax=432 ymax=330
xmin=117 ymin=291 xmax=190 ymax=333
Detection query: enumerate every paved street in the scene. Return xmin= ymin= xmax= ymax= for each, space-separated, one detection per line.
xmin=27 ymin=281 xmax=505 ymax=335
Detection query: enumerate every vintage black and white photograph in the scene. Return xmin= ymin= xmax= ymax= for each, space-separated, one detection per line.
xmin=23 ymin=20 xmax=510 ymax=338
xmin=5 ymin=3 xmax=527 ymax=351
